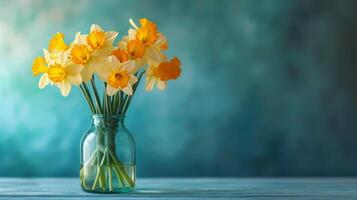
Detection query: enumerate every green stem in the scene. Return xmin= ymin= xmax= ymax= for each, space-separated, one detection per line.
xmin=116 ymin=92 xmax=122 ymax=115
xmin=86 ymin=149 xmax=98 ymax=166
xmin=80 ymin=170 xmax=89 ymax=190
xmin=122 ymin=71 xmax=145 ymax=115
xmin=92 ymin=148 xmax=108 ymax=190
xmin=108 ymin=150 xmax=134 ymax=187
xmin=121 ymin=95 xmax=129 ymax=115
xmin=102 ymin=91 xmax=107 ymax=114
xmin=107 ymin=166 xmax=113 ymax=191
xmin=107 ymin=94 xmax=112 ymax=114
xmin=112 ymin=94 xmax=119 ymax=114
xmin=103 ymin=83 xmax=112 ymax=114
xmin=90 ymin=77 xmax=103 ymax=114
xmin=111 ymin=164 xmax=124 ymax=187
xmin=79 ymin=85 xmax=95 ymax=114
xmin=118 ymin=92 xmax=124 ymax=114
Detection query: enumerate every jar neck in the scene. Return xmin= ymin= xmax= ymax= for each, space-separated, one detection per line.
xmin=92 ymin=114 xmax=125 ymax=126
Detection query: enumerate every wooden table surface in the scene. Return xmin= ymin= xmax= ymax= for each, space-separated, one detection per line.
xmin=0 ymin=178 xmax=355 ymax=199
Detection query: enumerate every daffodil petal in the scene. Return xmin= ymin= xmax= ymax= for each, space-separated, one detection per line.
xmin=118 ymin=41 xmax=127 ymax=49
xmin=73 ymin=32 xmax=87 ymax=45
xmin=145 ymin=78 xmax=156 ymax=91
xmin=108 ymin=55 xmax=120 ymax=71
xmin=39 ymin=73 xmax=49 ymax=89
xmin=43 ymin=49 xmax=51 ymax=64
xmin=58 ymin=50 xmax=71 ymax=65
xmin=106 ymin=85 xmax=118 ymax=96
xmin=121 ymin=85 xmax=133 ymax=95
xmin=66 ymin=64 xmax=82 ymax=76
xmin=146 ymin=64 xmax=155 ymax=76
xmin=91 ymin=46 xmax=113 ymax=59
xmin=155 ymin=33 xmax=167 ymax=46
xmin=90 ymin=24 xmax=104 ymax=32
xmin=59 ymin=81 xmax=71 ymax=96
xmin=67 ymin=74 xmax=82 ymax=85
xmin=122 ymin=35 xmax=130 ymax=42
xmin=157 ymin=80 xmax=166 ymax=90
xmin=129 ymin=18 xmax=139 ymax=30
xmin=105 ymin=31 xmax=118 ymax=44
xmin=81 ymin=65 xmax=94 ymax=82
xmin=129 ymin=74 xmax=138 ymax=85
xmin=128 ymin=28 xmax=136 ymax=40
xmin=96 ymin=65 xmax=111 ymax=81
xmin=121 ymin=60 xmax=136 ymax=73
xmin=146 ymin=46 xmax=164 ymax=63
xmin=135 ymin=58 xmax=145 ymax=69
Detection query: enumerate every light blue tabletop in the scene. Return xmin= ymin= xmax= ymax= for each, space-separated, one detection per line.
xmin=0 ymin=178 xmax=355 ymax=199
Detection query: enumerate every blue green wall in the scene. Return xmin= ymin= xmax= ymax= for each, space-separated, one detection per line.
xmin=0 ymin=0 xmax=357 ymax=177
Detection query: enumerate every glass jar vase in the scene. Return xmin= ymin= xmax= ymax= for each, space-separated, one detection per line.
xmin=80 ymin=115 xmax=136 ymax=193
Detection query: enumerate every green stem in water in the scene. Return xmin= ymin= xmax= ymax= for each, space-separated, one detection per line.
xmin=107 ymin=154 xmax=113 ymax=191
xmin=92 ymin=148 xmax=108 ymax=190
xmin=112 ymin=164 xmax=124 ymax=187
xmin=108 ymin=166 xmax=113 ymax=191
xmin=108 ymin=150 xmax=134 ymax=187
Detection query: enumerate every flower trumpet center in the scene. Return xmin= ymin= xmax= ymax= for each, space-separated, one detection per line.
xmin=155 ymin=57 xmax=181 ymax=81
xmin=48 ymin=32 xmax=68 ymax=52
xmin=48 ymin=64 xmax=66 ymax=83
xmin=32 ymin=57 xmax=48 ymax=76
xmin=71 ymin=44 xmax=90 ymax=64
xmin=136 ymin=18 xmax=158 ymax=46
xmin=112 ymin=49 xmax=129 ymax=63
xmin=108 ymin=71 xmax=130 ymax=89
xmin=87 ymin=30 xmax=105 ymax=49
xmin=126 ymin=39 xmax=145 ymax=59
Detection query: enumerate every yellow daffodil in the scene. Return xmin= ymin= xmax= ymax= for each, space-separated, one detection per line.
xmin=97 ymin=56 xmax=137 ymax=96
xmin=42 ymin=32 xmax=71 ymax=64
xmin=116 ymin=34 xmax=146 ymax=69
xmin=35 ymin=49 xmax=83 ymax=96
xmin=145 ymin=57 xmax=181 ymax=91
xmin=85 ymin=24 xmax=118 ymax=55
xmin=32 ymin=57 xmax=48 ymax=76
xmin=32 ymin=19 xmax=182 ymax=101
xmin=48 ymin=32 xmax=69 ymax=52
xmin=132 ymin=18 xmax=158 ymax=46
xmin=112 ymin=49 xmax=129 ymax=63
xmin=116 ymin=18 xmax=168 ymax=69
xmin=70 ymin=25 xmax=118 ymax=82
xmin=133 ymin=18 xmax=168 ymax=52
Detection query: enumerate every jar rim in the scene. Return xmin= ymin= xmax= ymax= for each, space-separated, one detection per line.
xmin=92 ymin=114 xmax=126 ymax=119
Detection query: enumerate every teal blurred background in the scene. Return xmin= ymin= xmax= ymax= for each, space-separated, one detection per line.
xmin=0 ymin=0 xmax=357 ymax=177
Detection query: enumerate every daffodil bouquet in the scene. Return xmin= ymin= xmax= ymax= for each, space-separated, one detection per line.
xmin=32 ymin=18 xmax=181 ymax=193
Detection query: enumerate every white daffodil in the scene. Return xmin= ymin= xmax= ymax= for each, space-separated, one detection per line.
xmin=33 ymin=49 xmax=83 ymax=96
xmin=40 ymin=32 xmax=70 ymax=65
xmin=97 ymin=56 xmax=137 ymax=96
xmin=145 ymin=57 xmax=181 ymax=91
xmin=69 ymin=24 xmax=118 ymax=82
xmin=116 ymin=18 xmax=167 ymax=70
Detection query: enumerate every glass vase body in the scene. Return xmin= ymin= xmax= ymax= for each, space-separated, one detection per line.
xmin=80 ymin=115 xmax=136 ymax=193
